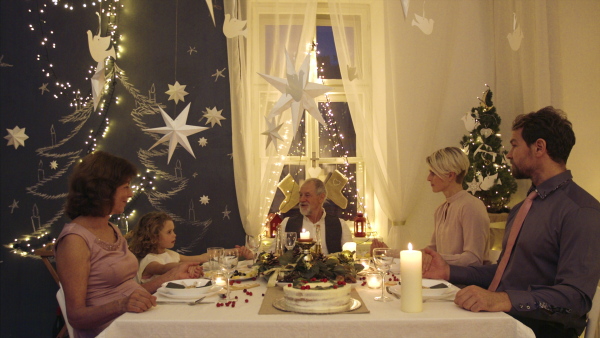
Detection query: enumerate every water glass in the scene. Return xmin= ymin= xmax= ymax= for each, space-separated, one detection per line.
xmin=206 ymin=247 xmax=224 ymax=272
xmin=285 ymin=232 xmax=297 ymax=251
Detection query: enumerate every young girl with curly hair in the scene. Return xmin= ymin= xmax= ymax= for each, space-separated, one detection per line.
xmin=128 ymin=211 xmax=253 ymax=283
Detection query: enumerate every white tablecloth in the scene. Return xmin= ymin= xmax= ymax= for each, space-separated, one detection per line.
xmin=99 ymin=279 xmax=535 ymax=338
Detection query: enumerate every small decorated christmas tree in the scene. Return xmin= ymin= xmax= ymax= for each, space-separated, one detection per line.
xmin=459 ymin=86 xmax=517 ymax=213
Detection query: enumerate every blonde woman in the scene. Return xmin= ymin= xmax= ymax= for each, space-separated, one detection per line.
xmin=372 ymin=147 xmax=489 ymax=268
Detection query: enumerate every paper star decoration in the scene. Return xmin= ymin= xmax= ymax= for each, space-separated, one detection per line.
xmin=199 ymin=195 xmax=210 ymax=205
xmin=187 ymin=46 xmax=197 ymax=55
xmin=4 ymin=126 xmax=29 ymax=149
xmin=50 ymin=160 xmax=58 ymax=170
xmin=222 ymin=205 xmax=231 ymax=220
xmin=9 ymin=199 xmax=19 ymax=214
xmin=277 ymin=174 xmax=300 ymax=213
xmin=143 ymin=103 xmax=208 ymax=164
xmin=261 ymin=117 xmax=284 ymax=150
xmin=211 ymin=68 xmax=226 ymax=82
xmin=165 ymin=81 xmax=189 ymax=104
xmin=258 ymin=51 xmax=331 ymax=134
xmin=202 ymin=106 xmax=226 ymax=127
xmin=324 ymin=170 xmax=348 ymax=209
xmin=466 ymin=178 xmax=481 ymax=194
xmin=198 ymin=137 xmax=208 ymax=147
xmin=39 ymin=83 xmax=49 ymax=95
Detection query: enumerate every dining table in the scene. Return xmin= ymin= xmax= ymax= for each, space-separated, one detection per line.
xmin=98 ymin=275 xmax=535 ymax=338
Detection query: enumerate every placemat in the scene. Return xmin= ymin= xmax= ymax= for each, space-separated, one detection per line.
xmin=258 ymin=286 xmax=370 ymax=315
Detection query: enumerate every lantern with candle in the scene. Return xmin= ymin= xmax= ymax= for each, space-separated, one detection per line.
xmin=400 ymin=243 xmax=423 ymax=313
xmin=266 ymin=213 xmax=282 ymax=238
xmin=353 ymin=212 xmax=366 ymax=237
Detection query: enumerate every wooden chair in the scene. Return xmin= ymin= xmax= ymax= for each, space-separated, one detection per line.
xmin=35 ymin=245 xmax=69 ymax=338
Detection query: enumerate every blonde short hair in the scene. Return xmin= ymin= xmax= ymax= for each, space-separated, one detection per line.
xmin=426 ymin=147 xmax=470 ymax=183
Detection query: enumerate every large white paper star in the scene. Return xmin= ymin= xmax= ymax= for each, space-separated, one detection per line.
xmin=258 ymin=51 xmax=331 ymax=134
xmin=4 ymin=126 xmax=29 ymax=149
xmin=261 ymin=117 xmax=284 ymax=150
xmin=165 ymin=81 xmax=189 ymax=104
xmin=202 ymin=106 xmax=226 ymax=127
xmin=144 ymin=103 xmax=208 ymax=164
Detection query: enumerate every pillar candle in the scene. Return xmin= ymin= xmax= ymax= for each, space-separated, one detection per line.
xmin=298 ymin=229 xmax=311 ymax=241
xmin=400 ymin=243 xmax=422 ymax=312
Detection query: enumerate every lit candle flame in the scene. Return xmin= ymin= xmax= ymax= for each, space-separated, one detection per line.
xmin=408 ymin=242 xmax=413 ymax=250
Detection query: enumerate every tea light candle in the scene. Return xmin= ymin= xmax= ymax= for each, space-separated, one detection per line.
xmin=212 ymin=271 xmax=227 ymax=286
xmin=366 ymin=273 xmax=382 ymax=288
xmin=298 ymin=229 xmax=311 ymax=242
xmin=400 ymin=243 xmax=422 ymax=312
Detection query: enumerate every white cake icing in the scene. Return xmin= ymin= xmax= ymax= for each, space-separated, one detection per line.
xmin=283 ymin=281 xmax=351 ymax=313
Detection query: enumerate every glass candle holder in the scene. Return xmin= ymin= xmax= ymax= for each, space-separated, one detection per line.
xmin=359 ymin=258 xmax=371 ymax=271
xmin=366 ymin=272 xmax=382 ymax=289
xmin=211 ymin=270 xmax=227 ymax=287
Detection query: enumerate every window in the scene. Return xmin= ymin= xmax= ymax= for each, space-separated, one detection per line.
xmin=252 ymin=1 xmax=370 ymax=223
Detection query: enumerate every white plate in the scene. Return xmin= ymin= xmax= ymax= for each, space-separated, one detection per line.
xmin=388 ymin=279 xmax=457 ymax=300
xmin=157 ymin=285 xmax=222 ymax=299
xmin=205 ymin=268 xmax=258 ymax=281
xmin=272 ymin=297 xmax=362 ymax=314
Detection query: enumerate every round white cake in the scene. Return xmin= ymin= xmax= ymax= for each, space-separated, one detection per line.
xmin=283 ymin=281 xmax=351 ymax=313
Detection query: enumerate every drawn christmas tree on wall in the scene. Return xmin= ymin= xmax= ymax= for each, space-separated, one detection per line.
xmin=459 ymin=86 xmax=517 ymax=213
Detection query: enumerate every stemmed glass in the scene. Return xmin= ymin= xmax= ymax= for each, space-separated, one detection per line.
xmin=219 ymin=248 xmax=239 ymax=301
xmin=245 ymin=234 xmax=262 ymax=265
xmin=372 ymin=248 xmax=394 ymax=302
xmin=285 ymin=232 xmax=297 ymax=251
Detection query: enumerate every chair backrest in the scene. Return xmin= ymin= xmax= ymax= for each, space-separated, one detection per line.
xmin=56 ymin=284 xmax=74 ymax=338
xmin=35 ymin=245 xmax=60 ymax=285
xmin=585 ymin=286 xmax=600 ymax=338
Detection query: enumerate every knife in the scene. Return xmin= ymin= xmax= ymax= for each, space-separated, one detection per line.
xmin=156 ymin=301 xmax=215 ymax=305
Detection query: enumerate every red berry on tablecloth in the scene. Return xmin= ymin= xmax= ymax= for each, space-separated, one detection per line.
xmin=245 ymin=299 xmax=249 ymax=303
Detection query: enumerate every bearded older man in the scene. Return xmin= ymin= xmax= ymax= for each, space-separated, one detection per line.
xmin=275 ymin=178 xmax=352 ymax=254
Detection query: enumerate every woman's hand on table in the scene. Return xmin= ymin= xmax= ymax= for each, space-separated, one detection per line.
xmin=167 ymin=261 xmax=203 ymax=280
xmin=422 ymin=248 xmax=450 ymax=280
xmin=454 ymin=286 xmax=511 ymax=312
xmin=122 ymin=288 xmax=156 ymax=313
xmin=235 ymin=245 xmax=254 ymax=260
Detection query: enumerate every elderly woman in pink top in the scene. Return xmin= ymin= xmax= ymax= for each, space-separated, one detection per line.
xmin=55 ymin=151 xmax=199 ymax=337
xmin=372 ymin=147 xmax=489 ymax=268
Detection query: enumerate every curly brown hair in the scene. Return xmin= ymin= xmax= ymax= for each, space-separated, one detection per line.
xmin=64 ymin=151 xmax=138 ymax=219
xmin=127 ymin=211 xmax=173 ymax=259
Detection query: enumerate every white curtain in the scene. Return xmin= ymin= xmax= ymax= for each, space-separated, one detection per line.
xmin=225 ymin=0 xmax=318 ymax=236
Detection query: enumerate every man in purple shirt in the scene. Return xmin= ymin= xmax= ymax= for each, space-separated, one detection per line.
xmin=423 ymin=107 xmax=600 ymax=337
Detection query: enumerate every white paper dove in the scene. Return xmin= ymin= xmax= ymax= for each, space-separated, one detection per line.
xmin=88 ymin=12 xmax=116 ymax=110
xmin=507 ymin=13 xmax=524 ymax=51
xmin=479 ymin=173 xmax=498 ymax=191
xmin=461 ymin=112 xmax=480 ymax=131
xmin=223 ymin=14 xmax=247 ymax=38
xmin=480 ymin=128 xmax=493 ymax=138
xmin=258 ymin=51 xmax=331 ymax=134
xmin=412 ymin=4 xmax=434 ymax=35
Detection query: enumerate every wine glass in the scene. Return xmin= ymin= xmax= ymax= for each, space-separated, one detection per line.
xmin=285 ymin=232 xmax=297 ymax=251
xmin=372 ymin=248 xmax=394 ymax=302
xmin=246 ymin=234 xmax=262 ymax=264
xmin=219 ymin=248 xmax=239 ymax=301
xmin=206 ymin=247 xmax=224 ymax=273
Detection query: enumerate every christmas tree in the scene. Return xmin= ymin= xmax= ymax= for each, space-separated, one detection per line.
xmin=459 ymin=86 xmax=517 ymax=213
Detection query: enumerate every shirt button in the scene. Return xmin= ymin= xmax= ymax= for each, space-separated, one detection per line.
xmin=519 ymin=304 xmax=524 ymax=309
xmin=526 ymin=305 xmax=531 ymax=309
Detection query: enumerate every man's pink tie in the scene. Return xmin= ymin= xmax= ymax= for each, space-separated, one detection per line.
xmin=488 ymin=190 xmax=538 ymax=292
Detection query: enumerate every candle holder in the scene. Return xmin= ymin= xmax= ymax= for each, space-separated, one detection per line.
xmin=297 ymin=241 xmax=315 ymax=263
xmin=366 ymin=272 xmax=382 ymax=289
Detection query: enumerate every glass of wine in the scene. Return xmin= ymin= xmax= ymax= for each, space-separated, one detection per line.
xmin=285 ymin=232 xmax=297 ymax=251
xmin=219 ymin=248 xmax=239 ymax=301
xmin=245 ymin=234 xmax=262 ymax=264
xmin=372 ymin=248 xmax=394 ymax=302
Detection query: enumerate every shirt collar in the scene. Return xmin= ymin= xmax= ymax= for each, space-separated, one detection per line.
xmin=528 ymin=170 xmax=572 ymax=200
xmin=446 ymin=190 xmax=468 ymax=204
xmin=303 ymin=208 xmax=327 ymax=224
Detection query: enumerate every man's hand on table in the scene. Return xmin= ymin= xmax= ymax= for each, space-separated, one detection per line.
xmin=422 ymin=248 xmax=450 ymax=280
xmin=454 ymin=286 xmax=512 ymax=312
